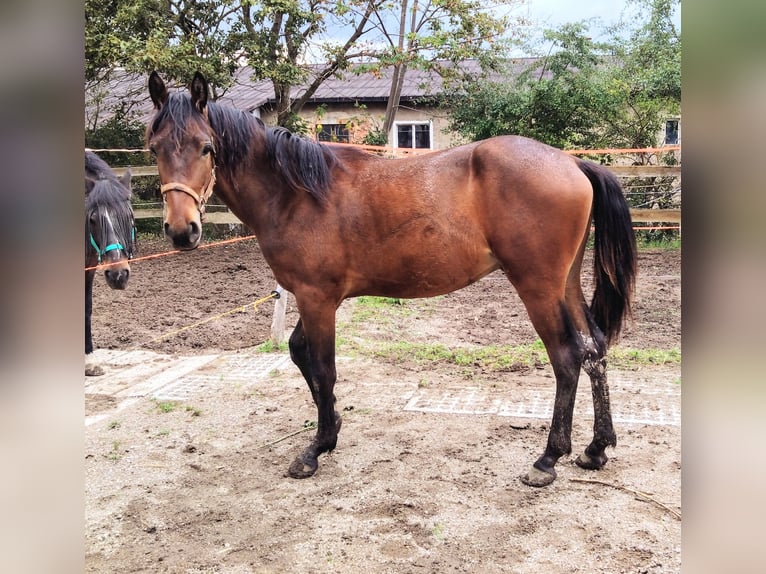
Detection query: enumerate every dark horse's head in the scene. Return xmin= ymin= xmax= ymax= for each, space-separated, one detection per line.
xmin=85 ymin=154 xmax=135 ymax=289
xmin=147 ymin=71 xmax=217 ymax=250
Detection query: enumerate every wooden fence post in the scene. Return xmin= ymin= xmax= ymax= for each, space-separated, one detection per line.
xmin=270 ymin=284 xmax=287 ymax=347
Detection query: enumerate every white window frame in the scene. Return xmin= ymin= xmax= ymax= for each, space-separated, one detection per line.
xmin=664 ymin=118 xmax=681 ymax=146
xmin=392 ymin=120 xmax=434 ymax=151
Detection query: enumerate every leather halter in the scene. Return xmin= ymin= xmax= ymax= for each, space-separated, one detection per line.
xmin=160 ymin=164 xmax=216 ymax=218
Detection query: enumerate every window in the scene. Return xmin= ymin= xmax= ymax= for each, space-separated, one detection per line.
xmin=317 ymin=123 xmax=350 ymax=143
xmin=664 ymin=119 xmax=680 ymax=145
xmin=395 ymin=122 xmax=432 ymax=150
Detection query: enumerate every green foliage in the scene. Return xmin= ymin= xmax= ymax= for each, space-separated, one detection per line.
xmin=154 ymin=400 xmax=178 ymax=414
xmin=255 ymin=340 xmax=289 ymax=353
xmin=85 ymin=0 xmax=241 ymax=94
xmin=84 ymin=104 xmax=148 ymax=166
xmin=85 ymin=0 xmax=522 ymax=128
xmin=362 ymin=127 xmax=389 ymax=147
xmin=445 ymin=0 xmax=681 ymax=150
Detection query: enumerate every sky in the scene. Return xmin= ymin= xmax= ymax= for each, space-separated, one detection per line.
xmin=507 ymin=0 xmax=681 ymax=55
xmin=311 ymin=0 xmax=681 ymax=62
xmin=525 ymin=0 xmax=636 ymax=29
xmin=522 ymin=0 xmax=681 ymax=35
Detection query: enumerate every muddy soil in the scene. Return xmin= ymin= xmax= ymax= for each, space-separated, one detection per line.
xmin=86 ymin=235 xmax=681 ymax=573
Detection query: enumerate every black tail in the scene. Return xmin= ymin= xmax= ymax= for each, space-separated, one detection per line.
xmin=577 ymin=159 xmax=637 ymax=346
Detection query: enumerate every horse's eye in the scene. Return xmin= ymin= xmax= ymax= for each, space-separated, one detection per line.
xmin=202 ymin=143 xmax=214 ymax=156
xmin=148 ymin=145 xmax=157 ymax=157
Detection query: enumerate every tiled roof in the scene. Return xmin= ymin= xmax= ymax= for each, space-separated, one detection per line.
xmin=85 ymin=59 xmax=540 ymax=126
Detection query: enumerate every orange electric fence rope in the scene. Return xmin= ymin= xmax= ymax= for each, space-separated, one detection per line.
xmin=85 ymin=233 xmax=258 ymax=271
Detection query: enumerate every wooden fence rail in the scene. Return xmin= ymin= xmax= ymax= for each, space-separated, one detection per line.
xmin=118 ymin=160 xmax=679 ymax=345
xmin=119 ymin=165 xmax=681 ymax=224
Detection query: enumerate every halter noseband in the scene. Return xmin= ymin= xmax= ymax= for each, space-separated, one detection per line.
xmin=89 ymin=227 xmax=135 ymax=263
xmin=160 ymin=164 xmax=216 ymax=218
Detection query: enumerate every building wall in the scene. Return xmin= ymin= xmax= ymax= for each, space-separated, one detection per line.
xmin=259 ymin=102 xmax=464 ymax=150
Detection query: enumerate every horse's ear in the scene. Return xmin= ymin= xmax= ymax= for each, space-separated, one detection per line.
xmin=190 ymin=72 xmax=209 ymax=114
xmin=149 ymin=71 xmax=168 ymax=109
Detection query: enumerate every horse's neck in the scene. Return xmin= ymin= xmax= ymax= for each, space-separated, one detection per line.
xmin=213 ymin=169 xmax=276 ymax=234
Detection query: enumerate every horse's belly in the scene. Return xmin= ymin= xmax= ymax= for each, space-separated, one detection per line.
xmin=352 ymin=247 xmax=499 ymax=299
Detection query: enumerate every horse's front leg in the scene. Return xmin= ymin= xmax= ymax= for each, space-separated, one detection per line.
xmin=287 ymin=299 xmax=342 ymax=479
xmin=85 ymin=269 xmax=95 ymax=354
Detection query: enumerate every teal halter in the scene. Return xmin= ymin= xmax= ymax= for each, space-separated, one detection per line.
xmin=89 ymin=227 xmax=135 ymax=263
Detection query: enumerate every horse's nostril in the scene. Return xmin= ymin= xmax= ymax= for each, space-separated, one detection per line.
xmin=164 ymin=222 xmax=170 ymax=236
xmin=189 ymin=220 xmax=200 ymax=238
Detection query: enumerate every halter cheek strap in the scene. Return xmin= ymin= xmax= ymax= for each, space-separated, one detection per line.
xmin=89 ymin=227 xmax=135 ymax=263
xmin=160 ymin=166 xmax=216 ymax=218
xmin=89 ymin=235 xmax=123 ymax=263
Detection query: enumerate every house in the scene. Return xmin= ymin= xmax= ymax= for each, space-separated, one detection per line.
xmin=85 ymin=60 xmax=681 ymax=152
xmin=87 ymin=60 xmax=515 ymax=151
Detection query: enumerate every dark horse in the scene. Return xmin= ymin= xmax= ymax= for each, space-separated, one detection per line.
xmin=147 ymin=72 xmax=637 ymax=487
xmin=85 ymin=150 xmax=135 ymax=371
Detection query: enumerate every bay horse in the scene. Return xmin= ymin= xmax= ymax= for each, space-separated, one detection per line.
xmin=85 ymin=150 xmax=135 ymax=372
xmin=147 ymin=72 xmax=637 ymax=487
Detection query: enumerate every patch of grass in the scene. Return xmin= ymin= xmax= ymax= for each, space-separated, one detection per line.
xmin=353 ymin=338 xmax=679 ymax=371
xmin=185 ymin=405 xmax=202 ymax=417
xmin=432 ymin=522 xmax=446 ymax=541
xmin=351 ymin=296 xmax=411 ymax=323
xmin=107 ymin=441 xmax=122 ymax=461
xmin=635 ymin=234 xmax=681 ymax=250
xmin=255 ymin=340 xmax=289 ymax=353
xmin=107 ymin=420 xmax=121 ymax=430
xmin=607 ymin=347 xmax=681 ymax=368
xmin=154 ymin=400 xmax=178 ymax=414
xmin=367 ymin=340 xmax=549 ymax=371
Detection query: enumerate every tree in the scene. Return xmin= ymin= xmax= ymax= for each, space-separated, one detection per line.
xmin=361 ymin=0 xmax=521 ymax=139
xmin=445 ymin=0 xmax=681 ymax=151
xmin=85 ymin=0 xmax=243 ymax=96
xmin=448 ymin=23 xmax=616 ymax=149
xmin=85 ymin=0 xmax=521 ymax=132
xmin=235 ymin=0 xmax=381 ymax=129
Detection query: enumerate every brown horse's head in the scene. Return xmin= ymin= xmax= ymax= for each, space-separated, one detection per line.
xmin=147 ymin=71 xmax=216 ymax=250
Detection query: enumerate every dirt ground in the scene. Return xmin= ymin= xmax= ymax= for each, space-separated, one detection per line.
xmin=86 ymin=235 xmax=681 ymax=573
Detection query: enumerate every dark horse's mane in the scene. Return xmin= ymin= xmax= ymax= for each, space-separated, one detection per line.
xmin=85 ymin=151 xmax=135 ymax=257
xmin=148 ymin=92 xmax=336 ymax=202
xmin=85 ymin=149 xmax=120 ymax=190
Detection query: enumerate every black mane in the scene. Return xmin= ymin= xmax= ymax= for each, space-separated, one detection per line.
xmin=85 ymin=151 xmax=135 ymax=257
xmin=148 ymin=92 xmax=335 ymax=202
xmin=85 ymin=149 xmax=121 ymax=190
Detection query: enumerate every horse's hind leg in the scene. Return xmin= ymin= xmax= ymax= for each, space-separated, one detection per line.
xmin=574 ymin=307 xmax=616 ymax=470
xmin=517 ymin=293 xmax=586 ymax=487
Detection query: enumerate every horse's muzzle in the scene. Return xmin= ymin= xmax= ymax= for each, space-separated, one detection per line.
xmin=164 ymin=220 xmax=201 ymax=250
xmin=104 ymin=266 xmax=130 ymax=290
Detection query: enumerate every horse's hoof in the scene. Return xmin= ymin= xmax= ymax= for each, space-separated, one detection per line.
xmin=85 ymin=364 xmax=105 ymax=377
xmin=288 ymin=455 xmax=318 ymax=479
xmin=520 ymin=466 xmax=556 ymax=487
xmin=575 ymin=451 xmax=608 ymax=470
